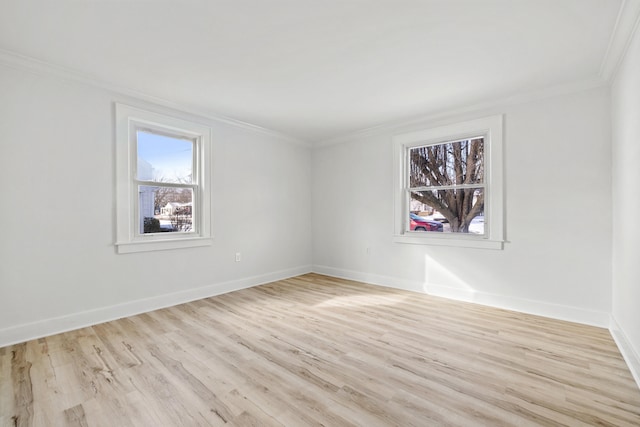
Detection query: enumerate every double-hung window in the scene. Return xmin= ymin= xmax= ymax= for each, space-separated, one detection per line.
xmin=393 ymin=115 xmax=504 ymax=249
xmin=115 ymin=104 xmax=212 ymax=253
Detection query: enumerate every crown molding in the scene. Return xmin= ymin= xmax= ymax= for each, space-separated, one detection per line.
xmin=314 ymin=76 xmax=607 ymax=148
xmin=0 ymin=48 xmax=311 ymax=148
xmin=600 ymin=0 xmax=640 ymax=82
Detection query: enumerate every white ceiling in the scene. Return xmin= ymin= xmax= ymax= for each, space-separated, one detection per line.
xmin=0 ymin=1 xmax=626 ymax=142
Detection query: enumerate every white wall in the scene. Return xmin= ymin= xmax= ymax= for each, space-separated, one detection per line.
xmin=312 ymin=86 xmax=612 ymax=326
xmin=0 ymin=49 xmax=634 ymax=385
xmin=0 ymin=64 xmax=312 ymax=346
xmin=611 ymin=25 xmax=640 ymax=385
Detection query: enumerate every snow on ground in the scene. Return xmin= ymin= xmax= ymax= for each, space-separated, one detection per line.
xmin=159 ymin=219 xmax=174 ymax=230
xmin=423 ymin=214 xmax=485 ymax=234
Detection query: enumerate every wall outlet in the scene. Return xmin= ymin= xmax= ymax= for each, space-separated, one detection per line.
xmin=235 ymin=252 xmax=241 ymax=262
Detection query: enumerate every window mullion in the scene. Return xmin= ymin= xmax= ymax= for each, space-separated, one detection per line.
xmin=409 ymin=183 xmax=485 ymax=192
xmin=134 ymin=180 xmax=197 ymax=190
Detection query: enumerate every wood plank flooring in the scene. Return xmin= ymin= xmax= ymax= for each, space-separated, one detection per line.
xmin=1 ymin=273 xmax=639 ymax=426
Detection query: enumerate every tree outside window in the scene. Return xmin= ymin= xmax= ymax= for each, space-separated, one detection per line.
xmin=409 ymin=137 xmax=485 ymax=234
xmin=393 ymin=115 xmax=504 ymax=249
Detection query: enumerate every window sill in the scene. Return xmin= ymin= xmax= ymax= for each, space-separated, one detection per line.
xmin=393 ymin=234 xmax=504 ymax=250
xmin=116 ymin=236 xmax=213 ymax=254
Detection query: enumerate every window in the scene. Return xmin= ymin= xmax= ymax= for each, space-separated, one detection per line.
xmin=115 ymin=104 xmax=212 ymax=253
xmin=393 ymin=115 xmax=504 ymax=249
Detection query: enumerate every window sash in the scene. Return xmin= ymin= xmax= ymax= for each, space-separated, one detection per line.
xmin=132 ymin=128 xmax=200 ymax=185
xmin=408 ymin=138 xmax=484 ymax=188
xmin=135 ymin=129 xmax=196 ymax=184
xmin=405 ymin=186 xmax=487 ymax=235
xmin=135 ymin=184 xmax=197 ymax=237
xmin=405 ymin=139 xmax=487 ymax=237
xmin=130 ymin=125 xmax=201 ymax=240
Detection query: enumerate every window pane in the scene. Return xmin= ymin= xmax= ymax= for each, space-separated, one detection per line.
xmin=409 ymin=137 xmax=484 ymax=187
xmin=410 ymin=188 xmax=484 ymax=234
xmin=139 ymin=186 xmax=193 ymax=234
xmin=137 ymin=131 xmax=193 ymax=183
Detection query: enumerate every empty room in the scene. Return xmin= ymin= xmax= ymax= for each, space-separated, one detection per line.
xmin=1 ymin=0 xmax=640 ymax=425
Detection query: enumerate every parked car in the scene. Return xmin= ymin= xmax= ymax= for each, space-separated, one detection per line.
xmin=432 ymin=211 xmax=449 ymax=223
xmin=410 ymin=213 xmax=444 ymax=232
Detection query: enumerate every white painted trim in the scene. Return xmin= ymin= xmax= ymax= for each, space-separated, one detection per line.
xmin=392 ymin=235 xmax=504 ymax=250
xmin=0 ymin=48 xmax=311 ymax=148
xmin=312 ymin=265 xmax=426 ymax=293
xmin=599 ymin=0 xmax=640 ymax=82
xmin=312 ymin=265 xmax=610 ymax=328
xmin=115 ymin=103 xmax=213 ymax=252
xmin=116 ymin=237 xmax=213 ymax=253
xmin=423 ymin=283 xmax=610 ymax=328
xmin=0 ymin=48 xmax=606 ymax=150
xmin=610 ymin=316 xmax=640 ymax=390
xmin=314 ymin=77 xmax=606 ymax=148
xmin=0 ymin=265 xmax=312 ymax=348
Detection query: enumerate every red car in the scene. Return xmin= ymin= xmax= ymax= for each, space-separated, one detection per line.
xmin=410 ymin=213 xmax=444 ymax=232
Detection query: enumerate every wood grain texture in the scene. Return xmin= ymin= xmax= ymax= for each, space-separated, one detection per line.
xmin=1 ymin=273 xmax=639 ymax=426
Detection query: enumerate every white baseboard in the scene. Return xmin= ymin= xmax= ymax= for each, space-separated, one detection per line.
xmin=610 ymin=316 xmax=640 ymax=390
xmin=312 ymin=265 xmax=610 ymax=328
xmin=424 ymin=283 xmax=611 ymax=328
xmin=312 ymin=265 xmax=426 ymax=293
xmin=0 ymin=265 xmax=312 ymax=348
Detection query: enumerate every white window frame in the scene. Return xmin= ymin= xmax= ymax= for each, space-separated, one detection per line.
xmin=393 ymin=115 xmax=504 ymax=250
xmin=115 ymin=103 xmax=213 ymax=254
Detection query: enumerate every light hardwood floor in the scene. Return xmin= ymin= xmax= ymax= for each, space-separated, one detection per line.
xmin=1 ymin=273 xmax=639 ymax=426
